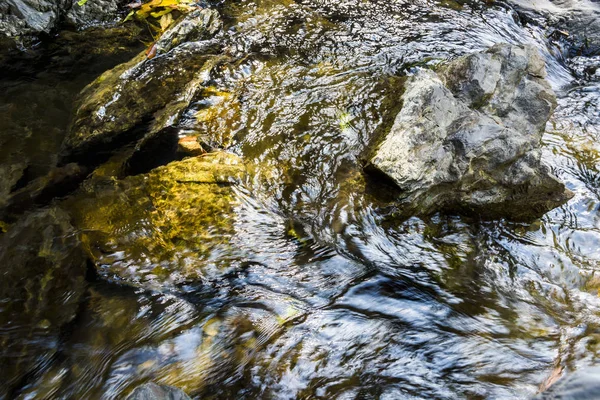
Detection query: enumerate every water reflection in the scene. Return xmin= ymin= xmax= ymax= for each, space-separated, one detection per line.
xmin=3 ymin=0 xmax=600 ymax=398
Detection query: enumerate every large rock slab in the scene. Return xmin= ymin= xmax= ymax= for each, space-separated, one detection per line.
xmin=60 ymin=8 xmax=223 ymax=165
xmin=369 ymin=43 xmax=572 ymax=219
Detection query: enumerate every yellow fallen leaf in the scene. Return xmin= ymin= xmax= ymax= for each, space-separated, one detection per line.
xmin=159 ymin=12 xmax=173 ymax=30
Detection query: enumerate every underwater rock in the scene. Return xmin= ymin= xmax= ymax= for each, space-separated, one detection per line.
xmin=2 ymin=163 xmax=88 ymax=218
xmin=124 ymin=54 xmax=230 ymax=175
xmin=126 ymin=382 xmax=191 ymax=400
xmin=62 ymin=152 xmax=248 ymax=289
xmin=0 ymin=207 xmax=89 ymax=398
xmin=369 ymin=43 xmax=572 ymax=220
xmin=60 ymin=9 xmax=223 ymax=166
xmin=0 ymin=161 xmax=28 ymax=210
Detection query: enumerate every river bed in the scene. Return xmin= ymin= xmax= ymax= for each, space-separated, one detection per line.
xmin=1 ymin=0 xmax=600 ymax=399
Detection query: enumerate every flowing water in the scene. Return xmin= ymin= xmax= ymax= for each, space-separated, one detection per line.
xmin=2 ymin=0 xmax=600 ymax=398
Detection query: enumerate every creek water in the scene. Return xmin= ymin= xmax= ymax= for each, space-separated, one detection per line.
xmin=2 ymin=0 xmax=600 ymax=399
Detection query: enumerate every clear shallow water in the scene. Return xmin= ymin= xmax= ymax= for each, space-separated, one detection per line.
xmin=2 ymin=0 xmax=600 ymax=399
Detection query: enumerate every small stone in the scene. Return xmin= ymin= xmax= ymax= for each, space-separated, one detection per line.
xmin=126 ymin=382 xmax=191 ymax=400
xmin=178 ymin=136 xmax=206 ymax=156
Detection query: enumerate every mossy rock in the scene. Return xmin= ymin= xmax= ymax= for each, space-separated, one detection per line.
xmin=61 ymin=9 xmax=223 ymax=165
xmin=63 ymin=152 xmax=249 ymax=289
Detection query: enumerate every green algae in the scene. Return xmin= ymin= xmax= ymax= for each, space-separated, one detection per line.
xmin=63 ymin=152 xmax=248 ymax=289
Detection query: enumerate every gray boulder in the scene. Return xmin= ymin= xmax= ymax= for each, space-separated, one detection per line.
xmin=369 ymin=43 xmax=572 ymax=220
xmin=126 ymin=382 xmax=191 ymax=400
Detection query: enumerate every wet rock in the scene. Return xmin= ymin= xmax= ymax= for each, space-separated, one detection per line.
xmin=60 ymin=9 xmax=223 ymax=165
xmin=0 ymin=0 xmax=61 ymax=38
xmin=124 ymin=54 xmax=230 ymax=175
xmin=153 ymin=8 xmax=221 ymax=56
xmin=64 ymin=0 xmax=124 ymax=29
xmin=509 ymin=0 xmax=600 ymax=56
xmin=177 ymin=136 xmax=206 ymax=156
xmin=0 ymin=207 xmax=89 ymax=398
xmin=0 ymin=0 xmax=124 ymax=40
xmin=62 ymin=152 xmax=248 ymax=290
xmin=126 ymin=382 xmax=192 ymax=400
xmin=368 ymin=43 xmax=572 ymax=220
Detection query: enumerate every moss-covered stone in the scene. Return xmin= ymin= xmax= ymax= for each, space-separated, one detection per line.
xmin=61 ymin=9 xmax=223 ymax=164
xmin=63 ymin=152 xmax=248 ymax=289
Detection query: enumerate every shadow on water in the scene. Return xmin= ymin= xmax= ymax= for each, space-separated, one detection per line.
xmin=2 ymin=0 xmax=600 ymax=398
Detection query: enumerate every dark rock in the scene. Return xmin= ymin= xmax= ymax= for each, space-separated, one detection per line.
xmin=368 ymin=43 xmax=572 ymax=220
xmin=126 ymin=382 xmax=192 ymax=400
xmin=2 ymin=163 xmax=88 ymax=217
xmin=0 ymin=207 xmax=89 ymax=398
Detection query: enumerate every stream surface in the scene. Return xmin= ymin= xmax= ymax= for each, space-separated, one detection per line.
xmin=2 ymin=0 xmax=600 ymax=399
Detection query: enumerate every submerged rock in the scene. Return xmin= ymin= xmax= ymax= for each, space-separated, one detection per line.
xmin=2 ymin=163 xmax=88 ymax=218
xmin=368 ymin=43 xmax=572 ymax=220
xmin=62 ymin=152 xmax=249 ymax=289
xmin=0 ymin=207 xmax=88 ymax=398
xmin=60 ymin=9 xmax=223 ymax=165
xmin=0 ymin=162 xmax=28 ymax=210
xmin=126 ymin=382 xmax=191 ymax=400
